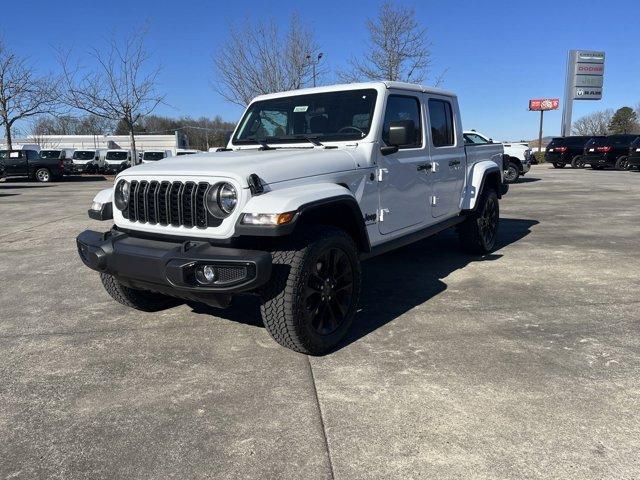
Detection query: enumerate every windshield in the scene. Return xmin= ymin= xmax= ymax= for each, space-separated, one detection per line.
xmin=40 ymin=150 xmax=61 ymax=159
xmin=233 ymin=89 xmax=378 ymax=145
xmin=73 ymin=151 xmax=95 ymax=160
xmin=106 ymin=151 xmax=128 ymax=160
xmin=143 ymin=151 xmax=165 ymax=161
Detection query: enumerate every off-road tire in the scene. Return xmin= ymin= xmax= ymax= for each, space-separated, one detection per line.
xmin=504 ymin=161 xmax=520 ymax=183
xmin=570 ymin=156 xmax=585 ymax=168
xmin=615 ymin=156 xmax=629 ymax=171
xmin=458 ymin=188 xmax=499 ymax=254
xmin=552 ymin=162 xmax=565 ymax=169
xmin=260 ymin=226 xmax=361 ymax=355
xmin=100 ymin=273 xmax=178 ymax=312
xmin=35 ymin=168 xmax=51 ymax=183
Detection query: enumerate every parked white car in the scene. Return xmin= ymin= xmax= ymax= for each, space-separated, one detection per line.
xmin=141 ymin=150 xmax=172 ymax=164
xmin=78 ymin=81 xmax=506 ymax=355
xmin=70 ymin=148 xmax=107 ymax=174
xmin=464 ymin=130 xmax=532 ymax=183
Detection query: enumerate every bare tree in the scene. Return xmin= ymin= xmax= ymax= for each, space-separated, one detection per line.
xmin=59 ymin=30 xmax=164 ymax=164
xmin=340 ymin=1 xmax=435 ymax=84
xmin=572 ymin=109 xmax=614 ymax=136
xmin=213 ymin=15 xmax=322 ymax=106
xmin=0 ymin=40 xmax=59 ymax=149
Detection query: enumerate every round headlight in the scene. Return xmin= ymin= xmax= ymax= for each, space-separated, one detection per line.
xmin=205 ymin=182 xmax=238 ymax=218
xmin=218 ymin=183 xmax=237 ymax=214
xmin=114 ymin=180 xmax=130 ymax=211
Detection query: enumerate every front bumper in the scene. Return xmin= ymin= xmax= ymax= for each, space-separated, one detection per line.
xmin=77 ymin=229 xmax=272 ymax=300
xmin=521 ymin=161 xmax=531 ymax=174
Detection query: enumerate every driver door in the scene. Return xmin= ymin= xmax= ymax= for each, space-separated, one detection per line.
xmin=377 ymin=93 xmax=431 ymax=235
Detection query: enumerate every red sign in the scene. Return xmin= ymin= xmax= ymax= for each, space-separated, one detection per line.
xmin=529 ymin=98 xmax=560 ymax=111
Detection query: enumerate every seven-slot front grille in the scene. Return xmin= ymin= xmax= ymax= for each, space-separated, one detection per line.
xmin=124 ymin=180 xmax=213 ymax=229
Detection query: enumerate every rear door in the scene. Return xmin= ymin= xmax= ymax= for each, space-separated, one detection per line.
xmin=426 ymin=96 xmax=465 ymax=218
xmin=377 ymin=93 xmax=431 ymax=235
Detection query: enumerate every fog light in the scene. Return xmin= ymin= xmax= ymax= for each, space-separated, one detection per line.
xmin=90 ymin=201 xmax=103 ymax=211
xmin=196 ymin=265 xmax=217 ymax=284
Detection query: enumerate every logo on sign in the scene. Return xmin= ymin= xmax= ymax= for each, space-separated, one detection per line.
xmin=577 ymin=65 xmax=603 ymax=73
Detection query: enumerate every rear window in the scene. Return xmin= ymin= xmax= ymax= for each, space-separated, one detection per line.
xmin=40 ymin=150 xmax=61 ymax=159
xmin=73 ymin=151 xmax=95 ymax=160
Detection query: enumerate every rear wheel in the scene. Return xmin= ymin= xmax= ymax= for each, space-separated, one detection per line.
xmin=570 ymin=156 xmax=585 ymax=168
xmin=260 ymin=226 xmax=361 ymax=355
xmin=504 ymin=161 xmax=520 ymax=183
xmin=35 ymin=168 xmax=51 ymax=183
xmin=615 ymin=156 xmax=629 ymax=171
xmin=100 ymin=273 xmax=178 ymax=312
xmin=458 ymin=188 xmax=499 ymax=254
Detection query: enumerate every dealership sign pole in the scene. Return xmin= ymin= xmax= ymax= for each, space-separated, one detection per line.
xmin=561 ymin=50 xmax=605 ymax=136
xmin=529 ymin=99 xmax=559 ymax=152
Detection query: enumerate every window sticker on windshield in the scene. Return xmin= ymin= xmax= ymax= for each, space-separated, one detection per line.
xmin=293 ymin=105 xmax=309 ymax=112
xmin=10 ymin=152 xmax=19 ymax=158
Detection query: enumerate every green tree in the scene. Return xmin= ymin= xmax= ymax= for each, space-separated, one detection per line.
xmin=608 ymin=107 xmax=639 ymax=134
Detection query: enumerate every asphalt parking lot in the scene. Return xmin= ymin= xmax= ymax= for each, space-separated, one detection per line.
xmin=1 ymin=166 xmax=639 ymax=479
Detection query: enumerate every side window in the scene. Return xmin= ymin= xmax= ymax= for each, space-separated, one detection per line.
xmin=26 ymin=150 xmax=39 ymax=160
xmin=428 ymin=99 xmax=455 ymax=147
xmin=382 ymin=95 xmax=422 ymax=148
xmin=463 ymin=133 xmax=488 ymax=145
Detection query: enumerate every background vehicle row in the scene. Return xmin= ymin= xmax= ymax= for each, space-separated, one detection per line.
xmin=546 ymin=134 xmax=640 ymax=171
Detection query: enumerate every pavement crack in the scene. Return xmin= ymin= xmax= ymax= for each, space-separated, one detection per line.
xmin=306 ymin=356 xmax=336 ymax=480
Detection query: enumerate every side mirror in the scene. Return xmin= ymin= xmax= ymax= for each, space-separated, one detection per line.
xmin=489 ymin=138 xmax=494 ymax=143
xmin=381 ymin=120 xmax=416 ymax=155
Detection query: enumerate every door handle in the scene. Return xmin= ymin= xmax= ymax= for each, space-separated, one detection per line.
xmin=417 ymin=163 xmax=432 ymax=172
xmin=449 ymin=160 xmax=461 ymax=167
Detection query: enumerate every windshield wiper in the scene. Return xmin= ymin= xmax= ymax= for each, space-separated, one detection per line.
xmin=297 ymin=135 xmax=324 ymax=147
xmin=256 ymin=138 xmax=276 ymax=150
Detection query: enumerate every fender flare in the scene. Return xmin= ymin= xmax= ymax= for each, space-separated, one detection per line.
xmin=235 ymin=183 xmax=370 ymax=252
xmin=461 ymin=161 xmax=503 ymax=211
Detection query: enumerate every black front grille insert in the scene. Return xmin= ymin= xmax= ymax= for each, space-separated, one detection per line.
xmin=123 ymin=180 xmax=220 ymax=229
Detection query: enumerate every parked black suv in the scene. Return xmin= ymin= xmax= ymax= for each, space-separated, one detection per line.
xmin=582 ymin=134 xmax=640 ymax=170
xmin=545 ymin=136 xmax=595 ymax=168
xmin=627 ymin=137 xmax=640 ymax=171
xmin=0 ymin=149 xmax=65 ymax=182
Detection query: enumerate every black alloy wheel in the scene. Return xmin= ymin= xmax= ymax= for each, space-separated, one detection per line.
xmin=304 ymin=247 xmax=355 ymax=336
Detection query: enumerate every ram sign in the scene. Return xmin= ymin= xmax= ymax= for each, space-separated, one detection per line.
xmin=529 ymin=99 xmax=560 ymax=111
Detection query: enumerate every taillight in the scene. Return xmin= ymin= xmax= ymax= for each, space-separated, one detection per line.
xmin=596 ymin=146 xmax=611 ymax=152
xmin=555 ymin=146 xmax=567 ymax=153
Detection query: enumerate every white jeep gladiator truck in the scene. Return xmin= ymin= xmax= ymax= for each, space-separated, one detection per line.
xmin=77 ymin=82 xmax=505 ymax=355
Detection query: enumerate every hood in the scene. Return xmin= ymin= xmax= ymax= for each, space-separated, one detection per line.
xmin=119 ymin=147 xmax=360 ymax=187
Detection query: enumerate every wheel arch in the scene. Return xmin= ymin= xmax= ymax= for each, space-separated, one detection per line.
xmin=236 ymin=183 xmax=371 ymax=253
xmin=461 ymin=161 xmax=503 ymax=211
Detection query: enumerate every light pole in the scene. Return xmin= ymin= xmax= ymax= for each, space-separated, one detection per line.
xmin=306 ymin=52 xmax=323 ymax=87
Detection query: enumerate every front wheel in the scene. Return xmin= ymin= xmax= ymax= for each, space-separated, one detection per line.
xmin=260 ymin=226 xmax=361 ymax=355
xmin=100 ymin=273 xmax=179 ymax=312
xmin=504 ymin=161 xmax=520 ymax=183
xmin=615 ymin=156 xmax=629 ymax=171
xmin=458 ymin=189 xmax=499 ymax=254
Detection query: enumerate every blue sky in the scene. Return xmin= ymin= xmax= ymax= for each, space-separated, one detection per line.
xmin=3 ymin=0 xmax=639 ymax=140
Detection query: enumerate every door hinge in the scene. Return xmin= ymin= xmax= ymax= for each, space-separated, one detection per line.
xmin=379 ymin=208 xmax=389 ymax=221
xmin=377 ymin=168 xmax=388 ymax=182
